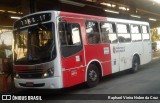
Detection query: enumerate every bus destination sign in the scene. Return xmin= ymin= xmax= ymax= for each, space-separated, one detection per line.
xmin=14 ymin=13 xmax=51 ymax=28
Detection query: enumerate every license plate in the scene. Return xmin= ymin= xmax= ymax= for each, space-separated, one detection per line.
xmin=26 ymin=82 xmax=34 ymax=87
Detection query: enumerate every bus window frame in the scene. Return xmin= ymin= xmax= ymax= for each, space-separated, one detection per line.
xmin=130 ymin=24 xmax=142 ymax=42
xmin=85 ymin=20 xmax=101 ymax=45
xmin=116 ymin=23 xmax=131 ymax=43
xmin=58 ymin=21 xmax=83 ymax=58
xmin=141 ymin=25 xmax=150 ymax=41
xmin=100 ymin=21 xmax=118 ymax=44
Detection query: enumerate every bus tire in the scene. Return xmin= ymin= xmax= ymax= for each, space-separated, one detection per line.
xmin=130 ymin=56 xmax=139 ymax=73
xmin=86 ymin=64 xmax=100 ymax=88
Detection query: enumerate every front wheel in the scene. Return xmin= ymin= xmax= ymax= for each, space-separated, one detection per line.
xmin=130 ymin=56 xmax=140 ymax=73
xmin=86 ymin=64 xmax=100 ymax=88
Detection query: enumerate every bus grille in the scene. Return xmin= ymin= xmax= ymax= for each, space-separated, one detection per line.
xmin=16 ymin=69 xmax=44 ymax=79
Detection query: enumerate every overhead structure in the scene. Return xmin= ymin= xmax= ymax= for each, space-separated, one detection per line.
xmin=0 ymin=0 xmax=160 ymax=28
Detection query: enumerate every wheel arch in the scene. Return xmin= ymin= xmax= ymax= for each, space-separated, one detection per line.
xmin=133 ymin=53 xmax=141 ymax=65
xmin=85 ymin=59 xmax=103 ymax=81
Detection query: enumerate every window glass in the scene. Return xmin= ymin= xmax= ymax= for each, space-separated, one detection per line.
xmin=86 ymin=21 xmax=100 ymax=44
xmin=101 ymin=22 xmax=114 ymax=33
xmin=142 ymin=26 xmax=149 ymax=33
xmin=142 ymin=25 xmax=150 ymax=40
xmin=132 ymin=34 xmax=142 ymax=41
xmin=142 ymin=34 xmax=150 ymax=40
xmin=100 ymin=22 xmax=117 ymax=43
xmin=131 ymin=25 xmax=142 ymax=41
xmin=131 ymin=25 xmax=140 ymax=33
xmin=59 ymin=22 xmax=83 ymax=58
xmin=118 ymin=34 xmax=131 ymax=42
xmin=117 ymin=24 xmax=131 ymax=42
xmin=71 ymin=24 xmax=81 ymax=45
xmin=59 ymin=23 xmax=81 ymax=46
xmin=117 ymin=24 xmax=129 ymax=33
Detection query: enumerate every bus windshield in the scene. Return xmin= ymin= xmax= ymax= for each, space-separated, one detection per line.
xmin=14 ymin=23 xmax=55 ymax=65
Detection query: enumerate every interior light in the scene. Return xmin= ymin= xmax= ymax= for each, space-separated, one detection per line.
xmin=10 ymin=16 xmax=21 ymax=20
xmin=153 ymin=0 xmax=160 ymax=3
xmin=105 ymin=9 xmax=119 ymax=14
xmin=100 ymin=2 xmax=111 ymax=7
xmin=112 ymin=4 xmax=116 ymax=8
xmin=8 ymin=11 xmax=17 ymax=14
xmin=149 ymin=18 xmax=157 ymax=21
xmin=0 ymin=10 xmax=5 ymax=12
xmin=130 ymin=15 xmax=141 ymax=18
xmin=119 ymin=7 xmax=127 ymax=11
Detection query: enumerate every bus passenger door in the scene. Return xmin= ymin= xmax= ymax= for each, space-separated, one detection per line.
xmin=58 ymin=17 xmax=85 ymax=87
xmin=110 ymin=43 xmax=120 ymax=73
xmin=100 ymin=22 xmax=120 ymax=73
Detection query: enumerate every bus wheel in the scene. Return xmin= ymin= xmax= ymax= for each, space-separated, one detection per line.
xmin=86 ymin=64 xmax=100 ymax=88
xmin=130 ymin=56 xmax=139 ymax=73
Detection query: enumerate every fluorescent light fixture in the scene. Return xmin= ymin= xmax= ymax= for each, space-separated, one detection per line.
xmin=100 ymin=2 xmax=111 ymax=7
xmin=105 ymin=9 xmax=119 ymax=14
xmin=119 ymin=7 xmax=127 ymax=11
xmin=8 ymin=11 xmax=17 ymax=14
xmin=130 ymin=15 xmax=141 ymax=18
xmin=0 ymin=10 xmax=5 ymax=12
xmin=101 ymin=2 xmax=116 ymax=8
xmin=60 ymin=0 xmax=85 ymax=7
xmin=153 ymin=0 xmax=160 ymax=3
xmin=112 ymin=4 xmax=116 ymax=8
xmin=10 ymin=16 xmax=21 ymax=20
xmin=149 ymin=18 xmax=157 ymax=21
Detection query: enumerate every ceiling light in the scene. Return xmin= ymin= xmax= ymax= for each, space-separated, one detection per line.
xmin=130 ymin=15 xmax=141 ymax=18
xmin=149 ymin=18 xmax=157 ymax=21
xmin=100 ymin=2 xmax=111 ymax=7
xmin=8 ymin=11 xmax=17 ymax=14
xmin=153 ymin=0 xmax=160 ymax=3
xmin=0 ymin=10 xmax=5 ymax=12
xmin=119 ymin=7 xmax=127 ymax=11
xmin=112 ymin=4 xmax=116 ymax=8
xmin=60 ymin=0 xmax=85 ymax=7
xmin=105 ymin=9 xmax=119 ymax=14
xmin=10 ymin=16 xmax=21 ymax=20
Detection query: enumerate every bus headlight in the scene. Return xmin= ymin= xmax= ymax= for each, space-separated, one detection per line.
xmin=43 ymin=68 xmax=54 ymax=78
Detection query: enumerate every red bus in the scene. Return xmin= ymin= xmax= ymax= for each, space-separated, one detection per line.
xmin=13 ymin=11 xmax=151 ymax=89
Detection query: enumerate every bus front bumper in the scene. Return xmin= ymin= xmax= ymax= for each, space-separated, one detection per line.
xmin=14 ymin=77 xmax=63 ymax=89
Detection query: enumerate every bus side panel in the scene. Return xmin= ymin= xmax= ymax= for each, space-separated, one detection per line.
xmin=85 ymin=44 xmax=112 ymax=76
xmin=141 ymin=40 xmax=152 ymax=65
xmin=61 ymin=50 xmax=86 ymax=88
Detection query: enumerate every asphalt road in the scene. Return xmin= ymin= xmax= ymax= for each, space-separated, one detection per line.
xmin=2 ymin=58 xmax=160 ymax=103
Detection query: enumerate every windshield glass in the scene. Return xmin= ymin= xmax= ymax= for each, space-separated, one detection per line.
xmin=14 ymin=22 xmax=56 ymax=65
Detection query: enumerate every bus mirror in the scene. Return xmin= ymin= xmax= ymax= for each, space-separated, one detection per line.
xmin=5 ymin=49 xmax=12 ymax=58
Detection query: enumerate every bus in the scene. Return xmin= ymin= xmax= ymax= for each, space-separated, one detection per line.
xmin=13 ymin=11 xmax=152 ymax=89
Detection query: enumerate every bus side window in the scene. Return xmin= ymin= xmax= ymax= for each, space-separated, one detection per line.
xmin=100 ymin=22 xmax=117 ymax=43
xmin=142 ymin=25 xmax=150 ymax=40
xmin=85 ymin=20 xmax=100 ymax=44
xmin=59 ymin=22 xmax=68 ymax=45
xmin=131 ymin=24 xmax=142 ymax=41
xmin=117 ymin=23 xmax=131 ymax=43
xmin=59 ymin=22 xmax=83 ymax=58
xmin=59 ymin=22 xmax=81 ymax=46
